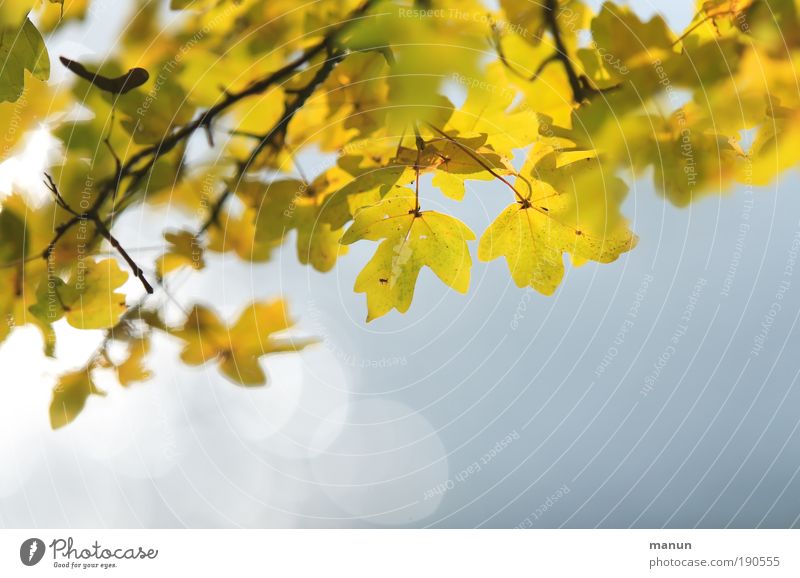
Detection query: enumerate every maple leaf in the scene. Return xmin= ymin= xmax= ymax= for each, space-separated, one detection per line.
xmin=479 ymin=146 xmax=638 ymax=294
xmin=444 ymin=63 xmax=540 ymax=159
xmin=0 ymin=17 xmax=49 ymax=103
xmin=341 ymin=187 xmax=475 ymax=321
xmin=30 ymin=259 xmax=129 ymax=330
xmin=49 ymin=367 xmax=105 ymax=429
xmin=239 ymin=175 xmax=352 ymax=273
xmin=156 ymin=230 xmax=204 ymax=278
xmin=207 ymin=206 xmax=279 ymax=263
xmin=172 ymin=300 xmax=316 ymax=386
xmin=114 ymin=338 xmax=154 ymax=387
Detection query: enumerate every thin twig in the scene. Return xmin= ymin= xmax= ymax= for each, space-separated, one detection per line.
xmin=41 ymin=0 xmax=377 ymax=268
xmin=493 ymin=0 xmax=610 ymax=104
xmin=412 ymin=122 xmax=424 ymax=214
xmin=93 ymin=218 xmax=154 ymax=294
xmin=543 ymin=0 xmax=585 ymax=103
xmin=198 ymin=188 xmax=234 ymax=235
xmin=43 ymin=173 xmax=154 ymax=294
xmin=197 ymin=47 xmax=348 ymax=234
xmin=424 ymin=123 xmax=529 ymax=205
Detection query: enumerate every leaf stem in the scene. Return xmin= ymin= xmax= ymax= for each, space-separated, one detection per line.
xmin=424 ymin=123 xmax=528 ymax=205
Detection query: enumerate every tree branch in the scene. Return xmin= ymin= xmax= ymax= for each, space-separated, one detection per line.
xmin=42 ymin=0 xmax=377 ymax=277
xmin=493 ymin=0 xmax=612 ymax=104
xmin=42 ymin=174 xmax=154 ymax=294
xmin=197 ymin=47 xmax=347 ymax=234
xmin=543 ymin=0 xmax=585 ymax=103
xmin=240 ymin=47 xmax=346 ymax=170
xmin=424 ymin=123 xmax=530 ymax=205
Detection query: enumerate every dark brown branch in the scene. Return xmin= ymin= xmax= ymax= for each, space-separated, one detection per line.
xmin=493 ymin=0 xmax=612 ymax=104
xmin=42 ymin=0 xmax=377 ymax=271
xmin=42 ymin=173 xmax=154 ymax=294
xmin=543 ymin=0 xmax=585 ymax=103
xmin=240 ymin=47 xmax=346 ymax=170
xmin=198 ymin=188 xmax=233 ymax=235
xmin=92 ymin=219 xmax=154 ymax=294
xmin=197 ymin=48 xmax=347 ymax=234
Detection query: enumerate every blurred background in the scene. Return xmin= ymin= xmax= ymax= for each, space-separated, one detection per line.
xmin=1 ymin=0 xmax=799 ymax=528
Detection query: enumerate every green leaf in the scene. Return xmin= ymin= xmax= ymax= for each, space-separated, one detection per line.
xmin=0 ymin=17 xmax=49 ymax=103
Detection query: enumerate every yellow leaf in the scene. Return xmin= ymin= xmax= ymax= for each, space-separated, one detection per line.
xmin=36 ymin=0 xmax=90 ymax=32
xmin=156 ymin=230 xmax=204 ymax=277
xmin=446 ymin=62 xmax=540 ymax=158
xmin=49 ymin=367 xmax=105 ymax=429
xmin=0 ymin=76 xmax=64 ymax=163
xmin=497 ymin=33 xmax=579 ymax=127
xmin=62 ymin=259 xmax=129 ymax=330
xmin=479 ymin=145 xmax=637 ymax=294
xmin=590 ymin=3 xmax=675 ymax=71
xmin=325 ymin=164 xmax=416 ymax=227
xmin=341 ymin=187 xmax=475 ymax=321
xmin=207 ymin=207 xmax=278 ymax=262
xmin=116 ymin=338 xmax=153 ymax=386
xmin=479 ymin=200 xmax=636 ymax=294
xmin=243 ymin=175 xmax=352 ymax=273
xmin=173 ymin=300 xmax=315 ymax=386
xmin=0 ymin=0 xmax=35 ymax=25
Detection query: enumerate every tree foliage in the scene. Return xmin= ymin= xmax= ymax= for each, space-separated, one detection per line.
xmin=0 ymin=0 xmax=798 ymax=427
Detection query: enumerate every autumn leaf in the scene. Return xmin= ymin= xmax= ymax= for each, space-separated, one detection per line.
xmin=0 ymin=77 xmax=65 ymax=162
xmin=49 ymin=367 xmax=105 ymax=429
xmin=478 ymin=201 xmax=635 ymax=294
xmin=30 ymin=259 xmax=129 ymax=330
xmin=478 ymin=146 xmax=637 ymax=294
xmin=444 ymin=62 xmax=540 ymax=158
xmin=0 ymin=1 xmax=36 ymax=26
xmin=156 ymin=230 xmax=204 ymax=278
xmin=36 ymin=0 xmax=90 ymax=33
xmin=341 ymin=187 xmax=475 ymax=321
xmin=207 ymin=207 xmax=279 ymax=262
xmin=172 ymin=300 xmax=316 ymax=386
xmin=240 ymin=174 xmax=354 ymax=273
xmin=115 ymin=338 xmax=154 ymax=386
xmin=2 ymin=0 xmax=800 ymax=428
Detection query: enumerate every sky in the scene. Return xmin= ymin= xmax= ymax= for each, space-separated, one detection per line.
xmin=0 ymin=0 xmax=798 ymax=529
